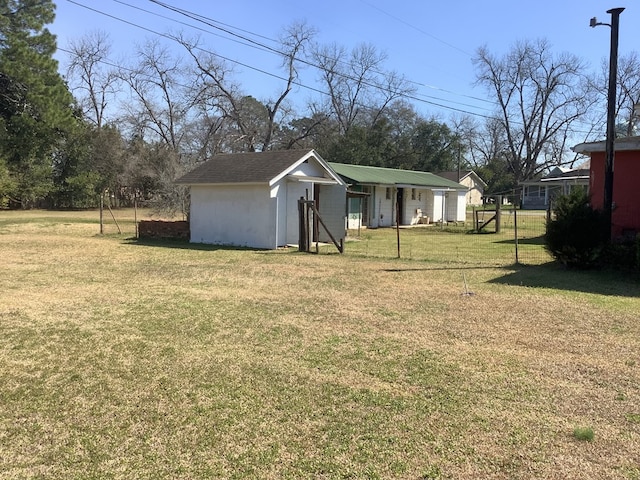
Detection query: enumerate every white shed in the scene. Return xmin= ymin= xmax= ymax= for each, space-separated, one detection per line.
xmin=176 ymin=149 xmax=347 ymax=249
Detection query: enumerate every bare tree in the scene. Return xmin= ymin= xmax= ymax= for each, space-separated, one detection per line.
xmin=260 ymin=21 xmax=315 ymax=150
xmin=177 ymin=21 xmax=315 ymax=152
xmin=118 ymin=39 xmax=193 ymax=216
xmin=473 ymin=39 xmax=597 ymax=182
xmin=66 ymin=31 xmax=120 ymax=128
xmin=608 ymin=52 xmax=640 ymax=136
xmin=120 ymin=39 xmax=190 ymax=150
xmin=312 ymin=42 xmax=412 ymax=135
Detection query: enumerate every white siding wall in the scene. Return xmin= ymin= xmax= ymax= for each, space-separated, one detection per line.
xmin=443 ymin=191 xmax=467 ymax=222
xmin=445 ymin=192 xmax=457 ymax=221
xmin=273 ymin=184 xmax=287 ymax=247
xmin=456 ymin=190 xmax=467 ymax=221
xmin=431 ymin=191 xmax=445 ymax=222
xmin=404 ymin=188 xmax=426 ymax=225
xmin=464 ymin=177 xmax=484 ymax=206
xmin=376 ymin=187 xmax=394 ymax=227
xmin=190 ymin=184 xmax=276 ymax=248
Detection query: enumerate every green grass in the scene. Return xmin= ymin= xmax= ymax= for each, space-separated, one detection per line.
xmin=345 ymin=210 xmax=550 ymax=266
xmin=1 ymin=209 xmax=639 ymax=479
xmin=573 ymin=427 xmax=595 ymax=442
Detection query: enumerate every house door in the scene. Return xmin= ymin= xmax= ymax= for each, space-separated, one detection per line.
xmin=396 ymin=188 xmax=404 ymax=225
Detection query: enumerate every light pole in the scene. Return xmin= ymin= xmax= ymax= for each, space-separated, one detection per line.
xmin=591 ymin=7 xmax=624 ymax=241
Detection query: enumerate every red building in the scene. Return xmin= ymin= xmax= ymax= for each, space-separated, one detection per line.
xmin=573 ymin=137 xmax=640 ymax=239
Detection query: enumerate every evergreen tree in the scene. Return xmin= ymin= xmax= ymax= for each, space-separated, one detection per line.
xmin=0 ymin=0 xmax=75 ymax=207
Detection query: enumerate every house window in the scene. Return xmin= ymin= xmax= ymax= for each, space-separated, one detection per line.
xmin=385 ymin=187 xmax=391 ymax=200
xmin=411 ymin=188 xmax=416 ymax=200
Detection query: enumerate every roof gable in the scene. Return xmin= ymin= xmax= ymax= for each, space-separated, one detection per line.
xmin=436 ymin=170 xmax=487 ymax=187
xmin=329 ymin=163 xmax=465 ymax=189
xmin=176 ymin=149 xmax=342 ymax=185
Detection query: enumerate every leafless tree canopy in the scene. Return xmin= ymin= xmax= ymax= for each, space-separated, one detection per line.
xmin=66 ymin=31 xmax=120 ymax=128
xmin=473 ymin=39 xmax=597 ymax=182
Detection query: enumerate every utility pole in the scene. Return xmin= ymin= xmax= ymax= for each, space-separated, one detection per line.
xmin=591 ymin=7 xmax=624 ymax=241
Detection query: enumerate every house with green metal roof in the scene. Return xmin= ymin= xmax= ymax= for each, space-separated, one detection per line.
xmin=329 ymin=163 xmax=467 ymax=229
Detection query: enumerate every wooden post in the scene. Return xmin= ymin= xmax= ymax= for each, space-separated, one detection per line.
xmin=495 ymin=195 xmax=502 ymax=233
xmin=358 ymin=197 xmax=362 ymax=237
xmin=99 ymin=191 xmax=104 ymax=235
xmin=134 ymin=193 xmax=138 ymax=238
xmin=298 ymin=197 xmax=307 ymax=252
xmin=514 ymin=206 xmax=519 ymax=264
xmin=107 ymin=203 xmax=122 ymax=234
xmin=396 ymin=198 xmax=401 ymax=258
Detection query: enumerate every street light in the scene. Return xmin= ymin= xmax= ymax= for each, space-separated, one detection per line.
xmin=590 ymin=7 xmax=624 ymax=241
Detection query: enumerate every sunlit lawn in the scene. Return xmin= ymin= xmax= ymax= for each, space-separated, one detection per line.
xmin=1 ymin=209 xmax=639 ymax=479
xmin=344 ymin=209 xmax=551 ymax=266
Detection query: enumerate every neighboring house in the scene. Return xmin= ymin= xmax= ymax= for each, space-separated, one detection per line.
xmin=176 ymin=149 xmax=347 ymax=249
xmin=520 ymin=166 xmax=590 ymax=210
xmin=436 ymin=170 xmax=487 ymax=206
xmin=329 ymin=163 xmax=467 ymax=229
xmin=573 ymin=136 xmax=640 ymax=238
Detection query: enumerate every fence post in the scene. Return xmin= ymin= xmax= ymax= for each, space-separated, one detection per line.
xmin=514 ymin=206 xmax=519 ymax=264
xmin=298 ymin=197 xmax=307 ymax=252
xmin=495 ymin=195 xmax=502 ymax=233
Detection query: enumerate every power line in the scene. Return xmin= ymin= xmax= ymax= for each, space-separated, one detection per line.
xmin=62 ymin=0 xmax=497 ymax=119
xmin=357 ymin=0 xmax=473 ymax=57
xmin=59 ymin=0 xmax=604 ymax=138
xmin=145 ymin=0 xmax=497 ymax=114
xmin=143 ymin=0 xmax=497 ymax=110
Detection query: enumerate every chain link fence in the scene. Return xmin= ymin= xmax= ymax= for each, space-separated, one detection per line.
xmin=343 ymin=203 xmax=552 ymax=266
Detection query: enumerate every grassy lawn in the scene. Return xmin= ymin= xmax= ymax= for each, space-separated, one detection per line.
xmin=345 ymin=209 xmax=550 ymax=266
xmin=1 ymin=209 xmax=639 ymax=479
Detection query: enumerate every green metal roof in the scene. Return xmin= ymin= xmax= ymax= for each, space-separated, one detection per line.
xmin=328 ymin=162 xmax=465 ymax=190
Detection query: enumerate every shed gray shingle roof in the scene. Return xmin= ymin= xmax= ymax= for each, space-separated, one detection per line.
xmin=176 ymin=149 xmax=314 ymax=185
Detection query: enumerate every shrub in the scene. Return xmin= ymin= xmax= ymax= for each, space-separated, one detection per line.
xmin=545 ymin=190 xmax=607 ymax=268
xmin=602 ymin=237 xmax=639 ymax=270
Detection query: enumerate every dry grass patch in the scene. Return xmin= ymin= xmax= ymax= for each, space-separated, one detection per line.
xmin=1 ymin=210 xmax=639 ymax=479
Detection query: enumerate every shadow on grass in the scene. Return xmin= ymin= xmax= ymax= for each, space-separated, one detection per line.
xmin=122 ymin=237 xmax=310 ymax=256
xmin=495 ymin=234 xmax=546 ymax=246
xmin=382 ymin=265 xmax=499 ymax=272
xmin=122 ymin=237 xmax=264 ymax=252
xmin=489 ymin=262 xmax=640 ymax=297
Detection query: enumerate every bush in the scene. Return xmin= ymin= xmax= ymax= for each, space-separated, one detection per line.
xmin=545 ymin=190 xmax=607 ymax=268
xmin=602 ymin=238 xmax=639 ymax=270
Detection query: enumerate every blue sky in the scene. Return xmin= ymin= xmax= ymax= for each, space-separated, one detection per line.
xmin=51 ymin=0 xmax=638 ymax=128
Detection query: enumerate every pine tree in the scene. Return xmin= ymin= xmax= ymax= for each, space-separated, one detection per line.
xmin=0 ymin=0 xmax=75 ymax=207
